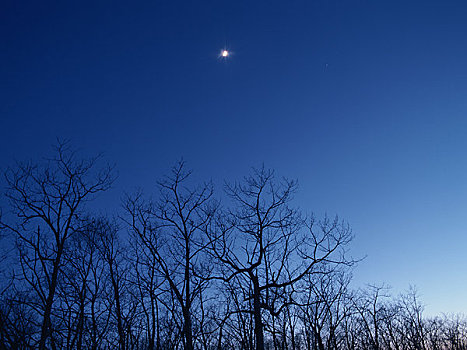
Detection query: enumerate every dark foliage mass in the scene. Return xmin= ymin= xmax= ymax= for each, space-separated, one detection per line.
xmin=0 ymin=143 xmax=465 ymax=350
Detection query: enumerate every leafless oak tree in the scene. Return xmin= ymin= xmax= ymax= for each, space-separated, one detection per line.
xmin=0 ymin=141 xmax=114 ymax=349
xmin=207 ymin=167 xmax=353 ymax=350
xmin=123 ymin=161 xmax=216 ymax=350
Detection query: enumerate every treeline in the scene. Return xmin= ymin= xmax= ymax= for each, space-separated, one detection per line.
xmin=0 ymin=143 xmax=465 ymax=350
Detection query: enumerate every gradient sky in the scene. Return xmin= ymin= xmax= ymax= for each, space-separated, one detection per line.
xmin=2 ymin=0 xmax=467 ymax=316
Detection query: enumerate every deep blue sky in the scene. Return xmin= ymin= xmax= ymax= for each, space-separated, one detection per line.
xmin=2 ymin=0 xmax=467 ymax=315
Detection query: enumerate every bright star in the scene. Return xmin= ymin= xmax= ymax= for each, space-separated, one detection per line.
xmin=221 ymin=50 xmax=229 ymax=57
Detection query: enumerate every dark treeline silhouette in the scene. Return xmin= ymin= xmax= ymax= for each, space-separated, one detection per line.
xmin=0 ymin=143 xmax=466 ymax=350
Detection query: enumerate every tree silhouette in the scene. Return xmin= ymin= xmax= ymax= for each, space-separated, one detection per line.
xmin=207 ymin=167 xmax=353 ymax=350
xmin=0 ymin=141 xmax=113 ymax=349
xmin=123 ymin=161 xmax=216 ymax=350
xmin=1 ymin=146 xmax=466 ymax=349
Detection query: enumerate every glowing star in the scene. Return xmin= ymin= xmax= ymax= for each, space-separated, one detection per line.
xmin=221 ymin=50 xmax=229 ymax=57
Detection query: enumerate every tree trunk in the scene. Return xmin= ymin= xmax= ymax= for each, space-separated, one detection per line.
xmin=39 ymin=251 xmax=62 ymax=350
xmin=184 ymin=237 xmax=194 ymax=350
xmin=252 ymin=276 xmax=265 ymax=350
xmin=183 ymin=307 xmax=194 ymax=350
xmin=109 ymin=261 xmax=125 ymax=350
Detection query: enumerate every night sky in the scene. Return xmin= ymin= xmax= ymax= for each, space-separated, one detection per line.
xmin=2 ymin=0 xmax=467 ymax=315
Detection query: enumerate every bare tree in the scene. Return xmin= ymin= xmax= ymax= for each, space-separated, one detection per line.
xmin=352 ymin=284 xmax=397 ymax=350
xmin=123 ymin=161 xmax=216 ymax=350
xmin=207 ymin=167 xmax=353 ymax=350
xmin=0 ymin=141 xmax=114 ymax=349
xmin=5 ymin=149 xmax=467 ymax=349
xmin=399 ymin=287 xmax=427 ymax=350
xmin=126 ymin=207 xmax=167 ymax=350
xmin=96 ymin=217 xmax=138 ymax=350
xmin=297 ymin=266 xmax=351 ymax=350
xmin=54 ymin=216 xmax=117 ymax=350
